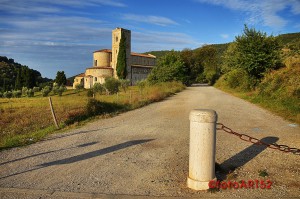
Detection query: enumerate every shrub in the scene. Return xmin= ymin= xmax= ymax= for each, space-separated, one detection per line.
xmin=0 ymin=92 xmax=2 ymax=98
xmin=204 ymin=70 xmax=219 ymax=85
xmin=12 ymin=90 xmax=22 ymax=98
xmin=65 ymin=110 xmax=88 ymax=125
xmin=104 ymin=77 xmax=120 ymax=94
xmin=87 ymin=89 xmax=94 ymax=97
xmin=27 ymin=89 xmax=34 ymax=97
xmin=52 ymin=85 xmax=59 ymax=95
xmin=3 ymin=91 xmax=13 ymax=98
xmin=41 ymin=86 xmax=51 ymax=97
xmin=93 ymin=83 xmax=104 ymax=95
xmin=22 ymin=87 xmax=28 ymax=96
xmin=57 ymin=86 xmax=66 ymax=96
xmin=75 ymin=84 xmax=84 ymax=93
xmin=222 ymin=68 xmax=256 ymax=91
xmin=195 ymin=73 xmax=207 ymax=83
xmin=33 ymin=87 xmax=40 ymax=92
xmin=136 ymin=80 xmax=147 ymax=94
xmin=119 ymin=79 xmax=130 ymax=93
xmin=85 ymin=98 xmax=125 ymax=116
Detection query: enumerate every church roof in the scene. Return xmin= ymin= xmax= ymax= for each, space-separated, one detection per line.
xmin=86 ymin=66 xmax=113 ymax=70
xmin=75 ymin=73 xmax=85 ymax=77
xmin=93 ymin=49 xmax=111 ymax=53
xmin=131 ymin=52 xmax=156 ymax=58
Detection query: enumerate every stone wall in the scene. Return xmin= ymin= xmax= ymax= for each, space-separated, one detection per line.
xmin=93 ymin=51 xmax=111 ymax=67
xmin=131 ymin=66 xmax=152 ymax=85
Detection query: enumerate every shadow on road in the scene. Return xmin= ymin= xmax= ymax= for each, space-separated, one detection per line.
xmin=0 ymin=139 xmax=154 ymax=180
xmin=190 ymin=83 xmax=209 ymax=87
xmin=0 ymin=142 xmax=98 ymax=166
xmin=216 ymin=136 xmax=279 ymax=180
xmin=40 ymin=139 xmax=154 ymax=166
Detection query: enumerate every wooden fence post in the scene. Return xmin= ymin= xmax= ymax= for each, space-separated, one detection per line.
xmin=49 ymin=97 xmax=59 ymax=129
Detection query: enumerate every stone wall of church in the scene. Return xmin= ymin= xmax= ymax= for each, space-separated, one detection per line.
xmin=93 ymin=51 xmax=111 ymax=67
xmin=84 ymin=67 xmax=113 ymax=88
xmin=131 ymin=55 xmax=155 ymax=66
xmin=131 ymin=66 xmax=152 ymax=85
xmin=85 ymin=67 xmax=113 ymax=77
xmin=73 ymin=76 xmax=84 ymax=89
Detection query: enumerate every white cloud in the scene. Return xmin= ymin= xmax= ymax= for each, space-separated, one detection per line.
xmin=121 ymin=14 xmax=178 ymax=26
xmin=220 ymin=34 xmax=229 ymax=39
xmin=195 ymin=0 xmax=300 ymax=29
xmin=132 ymin=30 xmax=201 ymax=52
xmin=0 ymin=0 xmax=126 ymax=15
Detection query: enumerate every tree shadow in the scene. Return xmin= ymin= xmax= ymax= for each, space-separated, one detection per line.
xmin=190 ymin=83 xmax=210 ymax=87
xmin=216 ymin=136 xmax=279 ymax=180
xmin=0 ymin=142 xmax=98 ymax=166
xmin=0 ymin=139 xmax=154 ymax=179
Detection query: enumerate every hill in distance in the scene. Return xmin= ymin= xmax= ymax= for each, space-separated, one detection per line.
xmin=144 ymin=32 xmax=300 ymax=59
xmin=0 ymin=56 xmax=52 ymax=92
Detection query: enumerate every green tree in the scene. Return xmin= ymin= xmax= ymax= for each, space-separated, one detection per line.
xmin=55 ymin=71 xmax=67 ymax=86
xmin=148 ymin=51 xmax=188 ymax=84
xmin=180 ymin=49 xmax=194 ymax=84
xmin=41 ymin=86 xmax=51 ymax=97
xmin=14 ymin=68 xmax=21 ymax=90
xmin=12 ymin=90 xmax=22 ymax=98
xmin=75 ymin=84 xmax=84 ymax=93
xmin=116 ymin=32 xmax=127 ymax=79
xmin=104 ymin=77 xmax=120 ymax=94
xmin=93 ymin=83 xmax=104 ymax=96
xmin=227 ymin=25 xmax=281 ymax=79
xmin=27 ymin=89 xmax=34 ymax=97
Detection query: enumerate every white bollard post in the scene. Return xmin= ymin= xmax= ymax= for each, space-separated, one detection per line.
xmin=187 ymin=109 xmax=217 ymax=190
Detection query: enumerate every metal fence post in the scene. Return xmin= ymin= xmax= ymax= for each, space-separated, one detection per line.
xmin=187 ymin=109 xmax=217 ymax=190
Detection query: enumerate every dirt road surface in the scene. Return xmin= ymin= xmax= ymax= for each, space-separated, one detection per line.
xmin=0 ymin=86 xmax=299 ymax=198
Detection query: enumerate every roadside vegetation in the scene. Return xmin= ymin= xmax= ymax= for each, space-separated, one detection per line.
xmin=0 ymin=81 xmax=184 ymax=150
xmin=215 ymin=26 xmax=300 ymax=124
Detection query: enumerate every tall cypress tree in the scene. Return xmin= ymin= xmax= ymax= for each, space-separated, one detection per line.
xmin=116 ymin=31 xmax=127 ymax=79
xmin=14 ymin=68 xmax=21 ymax=90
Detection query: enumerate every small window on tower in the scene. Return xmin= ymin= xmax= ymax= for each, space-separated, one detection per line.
xmin=94 ymin=60 xmax=97 ymax=66
xmin=95 ymin=77 xmax=97 ymax=81
xmin=116 ymin=37 xmax=118 ymax=42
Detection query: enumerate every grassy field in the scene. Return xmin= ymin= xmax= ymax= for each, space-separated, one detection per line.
xmin=0 ymin=82 xmax=185 ymax=150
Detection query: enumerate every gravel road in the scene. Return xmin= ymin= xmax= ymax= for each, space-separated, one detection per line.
xmin=0 ymin=86 xmax=299 ymax=199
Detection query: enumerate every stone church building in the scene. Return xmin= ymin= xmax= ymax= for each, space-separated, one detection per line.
xmin=73 ymin=28 xmax=156 ymax=89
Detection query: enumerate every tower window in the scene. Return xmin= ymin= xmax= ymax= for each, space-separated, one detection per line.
xmin=95 ymin=77 xmax=97 ymax=81
xmin=94 ymin=60 xmax=97 ymax=66
xmin=116 ymin=36 xmax=118 ymax=42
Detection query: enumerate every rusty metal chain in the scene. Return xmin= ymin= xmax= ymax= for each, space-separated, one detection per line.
xmin=216 ymin=123 xmax=300 ymax=155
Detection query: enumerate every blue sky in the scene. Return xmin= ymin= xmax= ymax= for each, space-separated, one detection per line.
xmin=0 ymin=0 xmax=299 ymax=79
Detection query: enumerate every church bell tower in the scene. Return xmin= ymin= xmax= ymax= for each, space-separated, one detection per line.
xmin=111 ymin=27 xmax=131 ymax=80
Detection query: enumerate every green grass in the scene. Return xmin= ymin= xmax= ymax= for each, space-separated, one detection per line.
xmin=258 ymin=169 xmax=269 ymax=177
xmin=0 ymin=82 xmax=185 ymax=150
